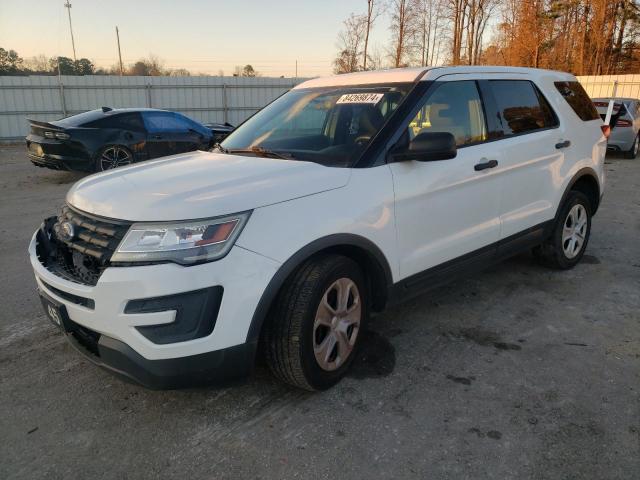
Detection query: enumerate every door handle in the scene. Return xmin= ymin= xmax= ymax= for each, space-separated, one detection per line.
xmin=474 ymin=159 xmax=498 ymax=171
xmin=555 ymin=140 xmax=571 ymax=149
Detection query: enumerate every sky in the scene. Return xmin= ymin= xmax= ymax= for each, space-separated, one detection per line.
xmin=0 ymin=0 xmax=393 ymax=77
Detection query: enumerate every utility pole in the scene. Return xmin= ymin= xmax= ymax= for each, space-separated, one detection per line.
xmin=295 ymin=60 xmax=297 ymax=79
xmin=116 ymin=26 xmax=124 ymax=75
xmin=64 ymin=1 xmax=77 ymax=62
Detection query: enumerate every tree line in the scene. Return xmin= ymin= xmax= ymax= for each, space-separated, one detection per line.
xmin=0 ymin=48 xmax=261 ymax=77
xmin=334 ymin=0 xmax=640 ymax=75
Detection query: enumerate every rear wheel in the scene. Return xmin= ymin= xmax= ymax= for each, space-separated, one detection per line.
xmin=264 ymin=254 xmax=368 ymax=390
xmin=95 ymin=145 xmax=133 ymax=171
xmin=533 ymin=191 xmax=591 ymax=269
xmin=624 ymin=133 xmax=639 ymax=159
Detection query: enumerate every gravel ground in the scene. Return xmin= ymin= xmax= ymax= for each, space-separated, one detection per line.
xmin=0 ymin=144 xmax=638 ymax=480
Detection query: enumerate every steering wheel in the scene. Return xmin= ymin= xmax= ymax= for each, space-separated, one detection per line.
xmin=354 ymin=135 xmax=372 ymax=146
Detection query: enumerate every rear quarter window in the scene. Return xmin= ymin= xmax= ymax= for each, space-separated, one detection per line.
xmin=85 ymin=113 xmax=145 ymax=131
xmin=554 ymin=82 xmax=600 ymax=121
xmin=489 ymin=80 xmax=558 ymax=136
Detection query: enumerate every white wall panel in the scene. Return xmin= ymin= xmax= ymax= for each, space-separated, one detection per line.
xmin=0 ymin=75 xmax=305 ymax=141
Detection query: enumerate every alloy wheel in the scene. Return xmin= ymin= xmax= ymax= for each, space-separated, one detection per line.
xmin=562 ymin=204 xmax=588 ymax=259
xmin=100 ymin=146 xmax=132 ymax=171
xmin=313 ymin=277 xmax=361 ymax=371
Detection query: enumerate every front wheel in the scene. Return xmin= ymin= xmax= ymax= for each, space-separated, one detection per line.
xmin=95 ymin=145 xmax=133 ymax=172
xmin=533 ymin=191 xmax=592 ymax=269
xmin=264 ymin=254 xmax=368 ymax=390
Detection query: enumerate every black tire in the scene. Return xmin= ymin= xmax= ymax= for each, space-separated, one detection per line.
xmin=533 ymin=191 xmax=592 ymax=269
xmin=94 ymin=145 xmax=134 ymax=172
xmin=623 ymin=133 xmax=639 ymax=159
xmin=264 ymin=254 xmax=368 ymax=391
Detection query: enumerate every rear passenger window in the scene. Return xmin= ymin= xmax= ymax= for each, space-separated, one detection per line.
xmin=408 ymin=81 xmax=487 ymax=147
xmin=554 ymin=81 xmax=600 ymax=121
xmin=489 ymin=80 xmax=558 ymax=136
xmin=143 ymin=112 xmax=191 ymax=133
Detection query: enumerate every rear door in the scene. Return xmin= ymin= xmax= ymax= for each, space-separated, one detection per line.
xmin=142 ymin=111 xmax=203 ymax=158
xmin=479 ymin=78 xmax=563 ymax=239
xmin=389 ymin=77 xmax=503 ymax=280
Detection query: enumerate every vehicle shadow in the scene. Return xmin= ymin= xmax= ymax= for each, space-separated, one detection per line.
xmin=23 ymin=169 xmax=87 ymax=186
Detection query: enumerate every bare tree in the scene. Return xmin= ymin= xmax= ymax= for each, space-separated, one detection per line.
xmin=448 ymin=0 xmax=469 ymax=64
xmin=465 ymin=0 xmax=498 ymax=64
xmin=128 ymin=54 xmax=165 ymax=76
xmin=363 ymin=0 xmax=383 ymax=69
xmin=414 ymin=0 xmax=446 ymax=66
xmin=23 ymin=54 xmax=50 ymax=73
xmin=388 ymin=0 xmax=418 ymax=67
xmin=333 ymin=13 xmax=368 ymax=73
xmin=367 ymin=45 xmax=386 ymax=70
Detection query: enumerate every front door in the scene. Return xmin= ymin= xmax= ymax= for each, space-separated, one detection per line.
xmin=389 ymin=78 xmax=503 ymax=280
xmin=143 ymin=111 xmax=201 ymax=159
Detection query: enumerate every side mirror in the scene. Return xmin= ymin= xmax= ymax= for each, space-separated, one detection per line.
xmin=390 ymin=131 xmax=457 ymax=162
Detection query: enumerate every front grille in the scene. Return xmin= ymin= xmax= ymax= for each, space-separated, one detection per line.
xmin=36 ymin=205 xmax=131 ymax=286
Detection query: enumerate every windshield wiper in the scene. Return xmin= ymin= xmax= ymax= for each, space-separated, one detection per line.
xmin=212 ymin=143 xmax=229 ymax=153
xmin=226 ymin=146 xmax=292 ymax=160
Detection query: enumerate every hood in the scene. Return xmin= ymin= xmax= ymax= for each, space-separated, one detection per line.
xmin=66 ymin=151 xmax=351 ymax=221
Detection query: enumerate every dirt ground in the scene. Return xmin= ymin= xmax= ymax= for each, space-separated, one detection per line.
xmin=0 ymin=144 xmax=638 ymax=479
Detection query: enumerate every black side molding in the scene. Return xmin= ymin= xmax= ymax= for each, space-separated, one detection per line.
xmin=245 ymin=234 xmax=393 ymax=344
xmin=387 ymin=220 xmax=553 ymax=306
xmin=555 ymin=167 xmax=601 ymax=218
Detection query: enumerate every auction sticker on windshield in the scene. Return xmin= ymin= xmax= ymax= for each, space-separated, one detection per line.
xmin=336 ymin=93 xmax=384 ymax=104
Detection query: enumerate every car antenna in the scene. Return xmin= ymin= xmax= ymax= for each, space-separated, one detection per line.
xmin=101 ymin=106 xmax=113 ymax=113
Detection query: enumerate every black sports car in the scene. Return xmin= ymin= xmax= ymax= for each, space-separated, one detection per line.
xmin=26 ymin=107 xmax=215 ymax=172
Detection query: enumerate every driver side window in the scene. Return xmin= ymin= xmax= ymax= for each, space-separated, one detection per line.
xmin=408 ymin=81 xmax=487 ymax=147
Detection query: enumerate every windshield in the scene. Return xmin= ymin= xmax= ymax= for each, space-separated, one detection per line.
xmin=220 ymin=84 xmax=413 ymax=167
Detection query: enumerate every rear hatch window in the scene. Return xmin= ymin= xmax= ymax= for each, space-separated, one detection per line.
xmin=53 ymin=110 xmax=106 ymax=127
xmin=554 ymin=82 xmax=599 ymax=121
xmin=593 ymin=100 xmax=627 ymax=123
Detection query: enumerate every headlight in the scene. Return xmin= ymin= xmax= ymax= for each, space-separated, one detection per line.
xmin=111 ymin=212 xmax=250 ymax=265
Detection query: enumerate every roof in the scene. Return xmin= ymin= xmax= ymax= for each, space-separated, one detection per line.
xmin=52 ymin=107 xmax=170 ymax=127
xmin=294 ymin=66 xmax=576 ymax=89
xmin=294 ymin=67 xmax=431 ymax=89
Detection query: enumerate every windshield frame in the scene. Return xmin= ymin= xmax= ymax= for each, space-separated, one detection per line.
xmin=219 ymin=82 xmax=421 ymax=168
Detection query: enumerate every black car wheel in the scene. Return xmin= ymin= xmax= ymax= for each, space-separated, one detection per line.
xmin=264 ymin=254 xmax=368 ymax=391
xmin=95 ymin=145 xmax=133 ymax=172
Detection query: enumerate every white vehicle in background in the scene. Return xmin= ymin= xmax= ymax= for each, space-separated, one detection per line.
xmin=593 ymin=97 xmax=640 ymax=158
xmin=29 ymin=66 xmax=607 ymax=390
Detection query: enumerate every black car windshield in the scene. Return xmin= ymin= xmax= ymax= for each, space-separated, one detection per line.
xmin=220 ymin=84 xmax=413 ymax=167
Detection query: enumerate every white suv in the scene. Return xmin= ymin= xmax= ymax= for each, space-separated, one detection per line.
xmin=30 ymin=67 xmax=606 ymax=390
